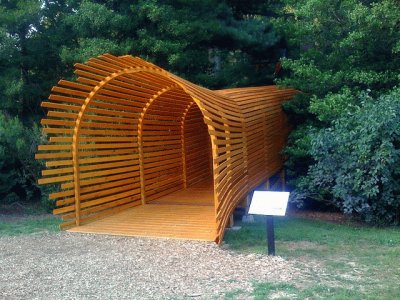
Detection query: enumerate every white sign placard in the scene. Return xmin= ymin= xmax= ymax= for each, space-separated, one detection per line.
xmin=248 ymin=191 xmax=290 ymax=216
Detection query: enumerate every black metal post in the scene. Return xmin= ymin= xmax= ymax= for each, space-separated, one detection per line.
xmin=266 ymin=215 xmax=275 ymax=256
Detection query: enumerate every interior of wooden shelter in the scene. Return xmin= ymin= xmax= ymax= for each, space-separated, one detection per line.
xmin=141 ymin=93 xmax=213 ymax=207
xmin=67 ymin=83 xmax=218 ymax=241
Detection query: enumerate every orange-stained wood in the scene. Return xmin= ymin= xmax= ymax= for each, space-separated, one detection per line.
xmin=67 ymin=182 xmax=216 ymax=241
xmin=36 ymin=53 xmax=297 ymax=243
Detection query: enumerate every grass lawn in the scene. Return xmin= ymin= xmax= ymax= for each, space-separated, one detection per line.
xmin=224 ymin=216 xmax=400 ymax=300
xmin=0 ymin=215 xmax=61 ymax=236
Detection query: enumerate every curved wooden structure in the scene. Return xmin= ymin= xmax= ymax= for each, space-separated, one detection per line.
xmin=36 ymin=54 xmax=296 ymax=243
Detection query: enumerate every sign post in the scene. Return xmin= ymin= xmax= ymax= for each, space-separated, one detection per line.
xmin=266 ymin=215 xmax=275 ymax=255
xmin=248 ymin=191 xmax=289 ymax=256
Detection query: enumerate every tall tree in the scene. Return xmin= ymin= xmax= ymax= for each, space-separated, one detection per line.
xmin=61 ymin=0 xmax=282 ymax=88
xmin=133 ymin=0 xmax=281 ymax=88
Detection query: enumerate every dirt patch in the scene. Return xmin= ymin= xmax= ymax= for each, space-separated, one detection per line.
xmin=287 ymin=210 xmax=353 ymax=224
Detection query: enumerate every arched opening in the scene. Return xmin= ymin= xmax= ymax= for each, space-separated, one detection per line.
xmin=63 ymin=75 xmax=217 ymax=240
xmin=140 ymin=86 xmax=214 ymax=206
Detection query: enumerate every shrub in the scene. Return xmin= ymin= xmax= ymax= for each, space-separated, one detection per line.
xmin=275 ymin=0 xmax=400 ymax=223
xmin=0 ymin=113 xmax=44 ymax=205
xmin=295 ymin=89 xmax=400 ymax=224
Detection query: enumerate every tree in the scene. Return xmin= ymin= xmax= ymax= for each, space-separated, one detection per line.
xmin=0 ymin=0 xmax=76 ymax=120
xmin=61 ymin=0 xmax=282 ymax=88
xmin=274 ymin=0 xmax=400 ymax=222
xmin=0 ymin=0 xmax=281 ymax=206
xmin=0 ymin=0 xmax=72 ymax=205
xmin=135 ymin=0 xmax=282 ymax=88
xmin=0 ymin=114 xmax=44 ymax=204
xmin=59 ymin=0 xmax=134 ymax=65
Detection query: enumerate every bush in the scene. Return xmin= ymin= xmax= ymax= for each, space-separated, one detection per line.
xmin=0 ymin=113 xmax=44 ymax=205
xmin=275 ymin=0 xmax=400 ymax=223
xmin=295 ymin=89 xmax=400 ymax=224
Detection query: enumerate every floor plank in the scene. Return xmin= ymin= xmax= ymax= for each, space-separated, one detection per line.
xmin=68 ymin=184 xmax=216 ymax=241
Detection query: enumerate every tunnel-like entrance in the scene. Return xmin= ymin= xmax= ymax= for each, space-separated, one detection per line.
xmin=140 ymin=88 xmax=213 ymax=205
xmin=65 ymin=83 xmax=217 ymax=241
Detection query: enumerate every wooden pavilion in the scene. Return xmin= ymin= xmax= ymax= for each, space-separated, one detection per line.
xmin=36 ymin=54 xmax=296 ymax=243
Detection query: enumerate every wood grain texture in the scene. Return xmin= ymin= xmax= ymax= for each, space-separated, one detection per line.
xmin=36 ymin=54 xmax=297 ymax=243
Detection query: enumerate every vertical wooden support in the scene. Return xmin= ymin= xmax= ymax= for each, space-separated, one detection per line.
xmin=181 ymin=102 xmax=194 ymax=189
xmin=241 ymin=118 xmax=249 ymax=191
xmin=137 ymin=122 xmax=146 ymax=205
xmin=72 ymin=125 xmax=81 ymax=226
xmin=263 ymin=110 xmax=268 ymax=175
xmin=181 ymin=133 xmax=187 ymax=189
xmin=222 ymin=116 xmax=233 ymax=193
xmin=72 ymin=84 xmax=114 ymax=226
xmin=222 ymin=116 xmax=231 ymax=172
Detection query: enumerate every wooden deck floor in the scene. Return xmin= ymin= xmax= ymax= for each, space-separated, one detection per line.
xmin=68 ymin=183 xmax=216 ymax=241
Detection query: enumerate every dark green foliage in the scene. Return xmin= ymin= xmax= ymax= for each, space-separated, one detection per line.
xmin=275 ymin=0 xmax=400 ymax=222
xmin=62 ymin=0 xmax=281 ymax=88
xmin=0 ymin=0 xmax=43 ymax=117
xmin=298 ymin=89 xmax=400 ymax=224
xmin=276 ymin=0 xmax=400 ymax=97
xmin=0 ymin=0 xmax=281 ymax=207
xmin=60 ymin=0 xmax=133 ymax=64
xmin=0 ymin=114 xmax=44 ymax=204
xmin=0 ymin=0 xmax=70 ymax=208
xmin=136 ymin=0 xmax=280 ymax=88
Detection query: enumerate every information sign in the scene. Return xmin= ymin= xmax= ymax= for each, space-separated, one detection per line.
xmin=248 ymin=191 xmax=289 ymax=216
xmin=247 ymin=191 xmax=290 ymax=256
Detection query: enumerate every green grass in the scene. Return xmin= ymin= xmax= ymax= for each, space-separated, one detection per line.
xmin=0 ymin=215 xmax=61 ymax=236
xmin=224 ymin=216 xmax=400 ymax=299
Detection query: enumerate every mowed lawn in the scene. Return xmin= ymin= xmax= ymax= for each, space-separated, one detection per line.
xmin=224 ymin=216 xmax=400 ymax=300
